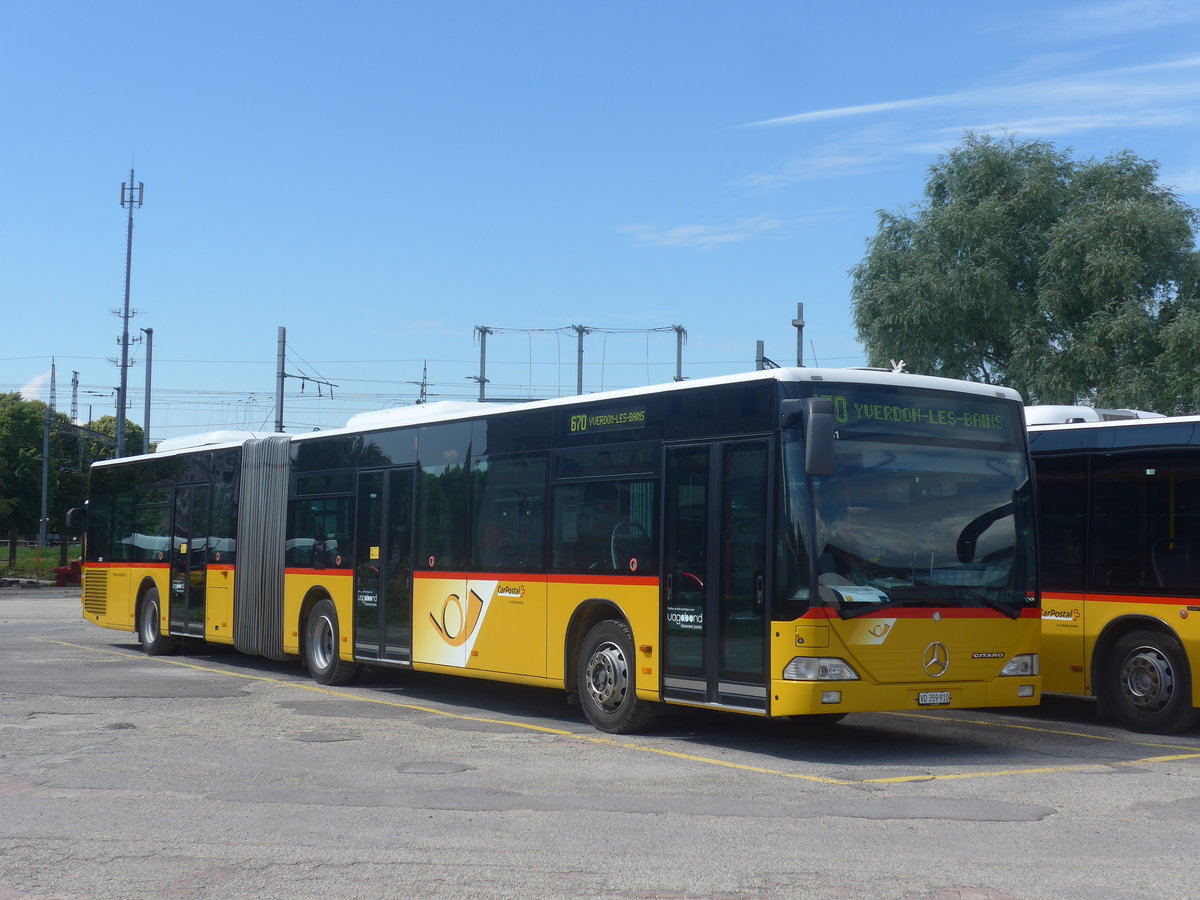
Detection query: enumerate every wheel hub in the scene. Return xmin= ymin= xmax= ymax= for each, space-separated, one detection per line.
xmin=311 ymin=616 xmax=335 ymax=670
xmin=1120 ymin=647 xmax=1174 ymax=712
xmin=585 ymin=643 xmax=628 ymax=711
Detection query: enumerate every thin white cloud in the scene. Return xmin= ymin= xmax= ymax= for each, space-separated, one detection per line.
xmin=620 ymin=214 xmax=787 ymax=249
xmin=738 ymin=151 xmax=893 ymax=187
xmin=744 ymin=56 xmax=1200 ymax=129
xmin=740 ymin=54 xmax=1200 ymax=188
xmin=1046 ymin=0 xmax=1200 ymax=39
xmin=948 ymin=110 xmax=1196 ymax=139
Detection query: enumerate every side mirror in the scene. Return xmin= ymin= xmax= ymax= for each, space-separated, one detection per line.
xmin=804 ymin=398 xmax=835 ymax=476
xmin=65 ymin=507 xmax=86 ymax=530
xmin=780 ymin=398 xmax=835 ymax=476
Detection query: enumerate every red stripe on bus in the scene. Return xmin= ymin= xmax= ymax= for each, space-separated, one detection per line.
xmin=86 ymin=561 xmax=169 ymax=570
xmin=803 ymin=605 xmax=1039 ymax=620
xmin=1045 ymin=590 xmax=1199 ymax=606
xmin=412 ymin=570 xmax=660 ymax=587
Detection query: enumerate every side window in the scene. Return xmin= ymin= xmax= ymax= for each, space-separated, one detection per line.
xmin=287 ymin=497 xmax=352 ymax=568
xmin=1090 ymin=454 xmax=1158 ymax=591
xmin=552 ymin=479 xmax=656 ymax=574
xmin=210 ymin=481 xmax=236 ymax=565
xmin=110 ymin=490 xmax=134 ymax=562
xmin=1033 ymin=454 xmax=1088 ymax=590
xmin=418 ymin=463 xmax=469 ymax=571
xmin=1095 ymin=451 xmax=1200 ymax=595
xmin=132 ymin=487 xmax=171 ymax=564
xmin=471 ymin=453 xmax=547 ymax=571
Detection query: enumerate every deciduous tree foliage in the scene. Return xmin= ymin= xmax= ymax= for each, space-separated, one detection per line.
xmin=0 ymin=394 xmax=144 ymax=542
xmin=851 ymin=133 xmax=1200 ymax=411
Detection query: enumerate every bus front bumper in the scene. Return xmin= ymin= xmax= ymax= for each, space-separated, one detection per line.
xmin=770 ymin=677 xmax=1042 ymax=717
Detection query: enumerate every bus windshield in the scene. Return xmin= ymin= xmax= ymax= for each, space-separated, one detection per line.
xmin=783 ymin=387 xmax=1036 ymax=619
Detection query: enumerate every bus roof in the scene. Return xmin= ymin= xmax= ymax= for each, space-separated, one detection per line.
xmin=93 ymin=367 xmax=1024 ymax=467
xmin=1028 ymin=413 xmax=1200 ymax=434
xmin=292 ymin=366 xmax=1023 ymax=445
xmin=1024 ymin=405 xmax=1164 ymax=426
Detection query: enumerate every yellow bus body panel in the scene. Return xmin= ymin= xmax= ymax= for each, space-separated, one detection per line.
xmin=80 ymin=564 xmax=166 ymax=634
xmin=204 ymin=566 xmax=236 ymax=644
xmin=1041 ymin=590 xmax=1200 ymax=706
xmin=770 ymin=611 xmax=1042 ymax=716
xmin=412 ymin=574 xmax=660 ymax=699
xmin=282 ymin=571 xmax=354 ymax=658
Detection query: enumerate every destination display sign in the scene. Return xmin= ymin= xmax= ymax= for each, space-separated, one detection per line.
xmin=814 ymin=387 xmax=1019 ymax=444
xmin=565 ymin=406 xmax=649 ymax=436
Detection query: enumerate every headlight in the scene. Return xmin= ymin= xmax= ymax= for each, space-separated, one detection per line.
xmin=783 ymin=657 xmax=860 ymax=681
xmin=1000 ymin=653 xmax=1038 ymax=677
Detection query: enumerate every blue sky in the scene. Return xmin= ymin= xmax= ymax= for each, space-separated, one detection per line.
xmin=4 ymin=0 xmax=1200 ymax=439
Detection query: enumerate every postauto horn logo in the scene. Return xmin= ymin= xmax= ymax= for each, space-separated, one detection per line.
xmin=430 ymin=590 xmax=485 ymax=647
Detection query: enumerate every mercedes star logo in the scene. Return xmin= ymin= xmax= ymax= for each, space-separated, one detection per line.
xmin=923 ymin=641 xmax=950 ymax=677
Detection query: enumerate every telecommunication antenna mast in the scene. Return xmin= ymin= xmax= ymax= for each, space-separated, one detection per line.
xmin=116 ymin=170 xmax=144 ymax=457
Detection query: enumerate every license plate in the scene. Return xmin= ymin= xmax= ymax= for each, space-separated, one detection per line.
xmin=918 ymin=691 xmax=951 ymax=706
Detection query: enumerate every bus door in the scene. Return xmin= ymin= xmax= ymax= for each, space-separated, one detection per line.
xmin=354 ymin=467 xmax=415 ymax=663
xmin=662 ymin=440 xmax=770 ymax=711
xmin=169 ymin=483 xmax=210 ymax=638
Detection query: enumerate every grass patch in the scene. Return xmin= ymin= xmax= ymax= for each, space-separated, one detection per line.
xmin=1 ymin=543 xmax=81 ymax=580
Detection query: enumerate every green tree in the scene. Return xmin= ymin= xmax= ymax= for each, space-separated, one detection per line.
xmin=0 ymin=393 xmax=45 ymax=541
xmin=0 ymin=394 xmax=141 ymax=544
xmin=851 ymin=132 xmax=1200 ymax=411
xmin=86 ymin=415 xmax=145 ymax=462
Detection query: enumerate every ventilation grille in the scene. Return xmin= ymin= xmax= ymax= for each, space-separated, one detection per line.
xmin=83 ymin=569 xmax=108 ymax=616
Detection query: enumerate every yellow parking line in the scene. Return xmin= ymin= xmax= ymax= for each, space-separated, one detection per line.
xmin=41 ymin=640 xmax=1200 ymax=785
xmin=884 ymin=710 xmax=1199 ymax=754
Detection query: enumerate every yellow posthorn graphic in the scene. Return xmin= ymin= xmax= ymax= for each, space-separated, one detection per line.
xmin=430 ymin=590 xmax=485 ymax=647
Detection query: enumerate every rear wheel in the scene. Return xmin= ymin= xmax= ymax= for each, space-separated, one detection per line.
xmin=138 ymin=587 xmax=175 ymax=656
xmin=577 ymin=619 xmax=655 ymax=734
xmin=1106 ymin=630 xmax=1198 ymax=734
xmin=305 ymin=598 xmax=360 ymax=686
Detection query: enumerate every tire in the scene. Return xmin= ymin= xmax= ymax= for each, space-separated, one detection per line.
xmin=577 ymin=619 xmax=655 ymax=734
xmin=304 ymin=598 xmax=360 ymax=686
xmin=1105 ymin=629 xmax=1199 ymax=734
xmin=138 ymin=588 xmax=175 ymax=656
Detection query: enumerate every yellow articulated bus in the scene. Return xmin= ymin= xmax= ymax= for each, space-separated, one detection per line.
xmin=1029 ymin=410 xmax=1200 ymax=734
xmin=76 ymin=368 xmax=1040 ymax=733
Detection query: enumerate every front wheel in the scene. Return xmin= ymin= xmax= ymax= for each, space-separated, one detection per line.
xmin=1105 ymin=630 xmax=1198 ymax=734
xmin=304 ymin=598 xmax=360 ymax=686
xmin=577 ymin=619 xmax=655 ymax=734
xmin=138 ymin=587 xmax=175 ymax=656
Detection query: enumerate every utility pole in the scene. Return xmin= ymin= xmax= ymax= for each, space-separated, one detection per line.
xmin=274 ymin=326 xmax=336 ymax=430
xmin=755 ymin=340 xmax=779 ymax=371
xmin=474 ymin=325 xmax=492 ymax=401
xmin=572 ymin=325 xmax=590 ymax=395
xmin=672 ymin=325 xmax=686 ymax=382
xmin=275 ymin=326 xmax=286 ymax=432
xmin=141 ymin=327 xmax=153 ymax=453
xmin=117 ymin=170 xmax=144 ymax=457
xmin=792 ymin=302 xmax=805 ymax=367
xmin=40 ymin=362 xmax=56 ymax=554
